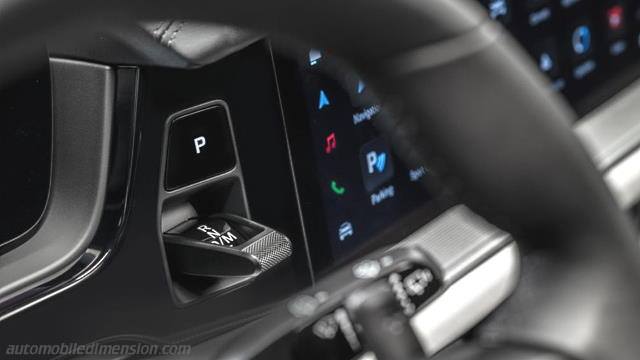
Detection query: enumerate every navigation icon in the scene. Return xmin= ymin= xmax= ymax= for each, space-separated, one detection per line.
xmin=318 ymin=90 xmax=331 ymax=110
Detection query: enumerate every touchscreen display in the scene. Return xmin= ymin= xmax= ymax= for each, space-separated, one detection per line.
xmin=479 ymin=0 xmax=640 ymax=113
xmin=277 ymin=50 xmax=434 ymax=273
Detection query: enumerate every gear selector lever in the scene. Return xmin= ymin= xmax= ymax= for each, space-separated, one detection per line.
xmin=163 ymin=214 xmax=292 ymax=279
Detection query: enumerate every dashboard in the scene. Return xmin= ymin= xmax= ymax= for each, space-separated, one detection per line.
xmin=279 ymin=0 xmax=640 ymax=274
xmin=3 ymin=0 xmax=640 ymax=353
xmin=272 ymin=0 xmax=640 ymax=274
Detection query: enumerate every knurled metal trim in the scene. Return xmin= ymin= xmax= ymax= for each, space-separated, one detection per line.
xmin=242 ymin=231 xmax=292 ymax=272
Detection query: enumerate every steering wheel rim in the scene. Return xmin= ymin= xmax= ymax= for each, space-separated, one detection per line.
xmin=3 ymin=0 xmax=640 ymax=358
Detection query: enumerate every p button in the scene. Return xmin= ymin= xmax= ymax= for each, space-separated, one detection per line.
xmin=165 ymin=103 xmax=236 ymax=190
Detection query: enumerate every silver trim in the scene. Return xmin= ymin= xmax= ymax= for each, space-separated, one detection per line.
xmin=411 ymin=243 xmax=519 ymax=355
xmin=398 ymin=206 xmax=512 ymax=284
xmin=576 ymin=79 xmax=640 ymax=170
xmin=242 ymin=230 xmax=292 ymax=272
xmin=604 ymin=147 xmax=640 ymax=209
xmin=576 ymin=78 xmax=640 ymax=209
xmin=392 ymin=206 xmax=518 ymax=356
xmin=354 ymin=242 xmax=520 ymax=360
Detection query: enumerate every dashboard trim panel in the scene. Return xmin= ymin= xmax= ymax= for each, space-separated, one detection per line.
xmin=576 ymin=78 xmax=640 ymax=209
xmin=577 ymin=78 xmax=640 ymax=171
xmin=604 ymin=147 xmax=640 ymax=209
xmin=0 ymin=59 xmax=114 ymax=310
xmin=397 ymin=205 xmax=512 ymax=284
xmin=411 ymin=242 xmax=519 ymax=356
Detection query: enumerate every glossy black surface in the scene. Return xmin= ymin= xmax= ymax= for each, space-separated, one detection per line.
xmin=0 ymin=52 xmax=51 ymax=248
xmin=0 ymin=42 xmax=310 ymax=348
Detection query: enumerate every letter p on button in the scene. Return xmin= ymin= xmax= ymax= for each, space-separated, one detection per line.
xmin=194 ymin=136 xmax=206 ymax=154
xmin=165 ymin=103 xmax=237 ymax=190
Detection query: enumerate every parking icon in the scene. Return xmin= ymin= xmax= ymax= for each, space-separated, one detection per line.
xmin=359 ymin=138 xmax=394 ymax=192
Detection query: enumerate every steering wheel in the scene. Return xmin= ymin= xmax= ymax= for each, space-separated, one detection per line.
xmin=3 ymin=0 xmax=640 ymax=359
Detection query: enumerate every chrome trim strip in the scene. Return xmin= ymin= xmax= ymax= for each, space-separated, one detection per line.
xmin=604 ymin=147 xmax=640 ymax=209
xmin=576 ymin=79 xmax=640 ymax=209
xmin=394 ymin=206 xmax=518 ymax=355
xmin=355 ymin=242 xmax=520 ymax=360
xmin=576 ymin=78 xmax=640 ymax=171
xmin=411 ymin=243 xmax=519 ymax=355
xmin=397 ymin=206 xmax=512 ymax=284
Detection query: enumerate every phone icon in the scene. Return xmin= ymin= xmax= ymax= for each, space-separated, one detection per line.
xmin=330 ymin=180 xmax=346 ymax=195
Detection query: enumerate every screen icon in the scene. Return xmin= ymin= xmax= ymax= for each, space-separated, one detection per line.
xmin=309 ymin=49 xmax=322 ymax=66
xmin=560 ymin=0 xmax=580 ymax=8
xmin=325 ymin=132 xmax=337 ymax=154
xmin=330 ymin=180 xmax=346 ymax=195
xmin=539 ymin=53 xmax=553 ymax=72
xmin=607 ymin=5 xmax=624 ymax=32
xmin=528 ymin=6 xmax=552 ymax=28
xmin=486 ymin=0 xmax=510 ymax=22
xmin=367 ymin=151 xmax=387 ymax=174
xmin=318 ymin=90 xmax=331 ymax=110
xmin=359 ymin=138 xmax=395 ymax=192
xmin=533 ymin=38 xmax=560 ymax=77
xmin=338 ymin=222 xmax=354 ymax=241
xmin=572 ymin=24 xmax=592 ymax=56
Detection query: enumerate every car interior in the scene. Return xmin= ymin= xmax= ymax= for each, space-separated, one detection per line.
xmin=3 ymin=0 xmax=640 ymax=359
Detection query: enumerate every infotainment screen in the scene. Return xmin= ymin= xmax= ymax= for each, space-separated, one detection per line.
xmin=273 ymin=0 xmax=640 ymax=274
xmin=478 ymin=0 xmax=640 ymax=115
xmin=275 ymin=50 xmax=443 ymax=274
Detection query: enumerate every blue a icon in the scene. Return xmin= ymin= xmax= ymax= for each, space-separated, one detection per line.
xmin=318 ymin=90 xmax=330 ymax=110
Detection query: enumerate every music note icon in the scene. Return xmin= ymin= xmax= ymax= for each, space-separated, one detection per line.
xmin=325 ymin=132 xmax=337 ymax=154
